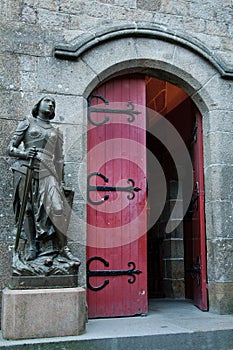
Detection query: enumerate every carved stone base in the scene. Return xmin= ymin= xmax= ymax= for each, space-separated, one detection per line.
xmin=1 ymin=287 xmax=86 ymax=339
xmin=12 ymin=249 xmax=80 ymax=278
xmin=10 ymin=249 xmax=80 ymax=289
xmin=9 ymin=274 xmax=78 ymax=289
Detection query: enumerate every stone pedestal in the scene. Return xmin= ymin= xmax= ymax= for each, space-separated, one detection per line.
xmin=1 ymin=287 xmax=86 ymax=340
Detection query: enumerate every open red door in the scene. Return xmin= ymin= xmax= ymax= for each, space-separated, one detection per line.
xmin=191 ymin=109 xmax=208 ymax=310
xmin=87 ymin=75 xmax=148 ymax=318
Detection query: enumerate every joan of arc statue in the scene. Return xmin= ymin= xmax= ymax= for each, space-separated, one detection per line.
xmin=7 ymin=96 xmax=80 ymax=275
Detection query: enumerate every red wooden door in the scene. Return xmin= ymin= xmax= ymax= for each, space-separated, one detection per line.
xmin=87 ymin=75 xmax=148 ymax=318
xmin=191 ymin=109 xmax=208 ymax=310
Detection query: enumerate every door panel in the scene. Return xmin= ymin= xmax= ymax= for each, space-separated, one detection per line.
xmin=87 ymin=76 xmax=147 ymax=318
xmin=191 ymin=109 xmax=208 ymax=310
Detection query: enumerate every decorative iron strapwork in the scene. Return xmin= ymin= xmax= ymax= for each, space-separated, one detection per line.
xmin=87 ymin=172 xmax=141 ymax=205
xmin=87 ymin=94 xmax=141 ymax=126
xmin=87 ymin=256 xmax=142 ymax=291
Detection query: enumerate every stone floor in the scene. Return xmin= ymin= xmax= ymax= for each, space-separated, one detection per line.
xmin=1 ymin=299 xmax=233 ymax=349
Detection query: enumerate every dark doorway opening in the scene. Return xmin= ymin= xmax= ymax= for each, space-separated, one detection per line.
xmin=146 ymin=77 xmax=207 ymax=309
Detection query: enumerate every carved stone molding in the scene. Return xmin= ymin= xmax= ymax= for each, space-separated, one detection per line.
xmin=54 ymin=22 xmax=233 ymax=79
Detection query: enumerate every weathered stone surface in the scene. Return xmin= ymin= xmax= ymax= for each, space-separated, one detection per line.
xmin=222 ymin=36 xmax=233 ymax=51
xmin=183 ymin=17 xmax=206 ymax=33
xmin=18 ymin=55 xmax=39 ymax=91
xmin=0 ymin=0 xmax=21 ymax=23
xmin=205 ymin=201 xmax=233 ymax=240
xmin=206 ymin=20 xmax=228 ymax=37
xmin=37 ymin=57 xmax=97 ymax=96
xmin=163 ymin=199 xmax=184 ymax=220
xmin=1 ymin=287 xmax=86 ymax=339
xmin=23 ymin=0 xmax=58 ymax=11
xmin=202 ymin=110 xmax=233 ymax=137
xmin=162 ymin=221 xmax=184 ymax=239
xmin=207 ymin=238 xmax=233 ymax=281
xmin=37 ymin=8 xmax=71 ymax=29
xmin=137 ymin=0 xmax=161 ymax=11
xmin=134 ymin=37 xmax=175 ymax=65
xmin=54 ymin=95 xmax=86 ymax=125
xmin=134 ymin=37 xmax=216 ymax=95
xmin=116 ymin=0 xmax=136 ymax=8
xmin=0 ymin=199 xmax=15 ymax=242
xmin=0 ymin=54 xmax=19 ymax=90
xmin=0 ymin=120 xmax=18 ymax=157
xmin=0 ymin=242 xmax=12 ymax=276
xmin=200 ymin=75 xmax=233 ymax=111
xmin=163 ymin=259 xmax=184 ymax=279
xmin=0 ymin=157 xmax=15 ymax=242
xmin=127 ymin=8 xmax=154 ymax=22
xmin=59 ymin=0 xmax=85 ymax=14
xmin=162 ymin=0 xmax=190 ymax=16
xmin=63 ymin=161 xmax=86 ymax=194
xmin=21 ymin=5 xmax=38 ymax=24
xmin=69 ymin=14 xmax=109 ymax=32
xmin=82 ymin=37 xmax=137 ymax=80
xmin=84 ymin=1 xmax=110 ymax=18
xmin=0 ymin=157 xmax=14 ymax=195
xmin=189 ymin=2 xmax=215 ymax=21
xmin=2 ymin=23 xmax=60 ymax=57
xmin=172 ymin=45 xmax=217 ymax=87
xmin=67 ymin=201 xmax=86 ymax=245
xmin=152 ymin=13 xmax=184 ymax=31
xmin=205 ymin=165 xmax=233 ymax=202
xmin=163 ymin=279 xmax=185 ymax=298
xmin=204 ymin=131 xmax=233 ymax=166
xmin=0 ymin=91 xmax=39 ymax=120
xmin=63 ymin=124 xmax=85 ymax=162
xmin=208 ymin=282 xmax=233 ymax=314
xmin=163 ymin=239 xmax=184 ymax=259
xmin=67 ymin=241 xmax=86 ymax=287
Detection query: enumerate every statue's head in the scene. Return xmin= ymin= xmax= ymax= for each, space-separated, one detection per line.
xmin=32 ymin=96 xmax=56 ymax=120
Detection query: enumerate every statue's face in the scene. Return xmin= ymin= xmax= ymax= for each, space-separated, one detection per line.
xmin=39 ymin=97 xmax=55 ymax=117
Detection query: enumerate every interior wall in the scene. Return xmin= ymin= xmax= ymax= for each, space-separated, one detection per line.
xmin=146 ymin=77 xmax=196 ymax=299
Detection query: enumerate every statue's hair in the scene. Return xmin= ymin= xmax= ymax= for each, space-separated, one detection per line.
xmin=32 ymin=96 xmax=55 ymax=119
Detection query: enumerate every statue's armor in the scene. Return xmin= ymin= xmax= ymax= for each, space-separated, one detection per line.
xmin=7 ymin=107 xmax=81 ymax=266
xmin=8 ymin=118 xmax=64 ymax=181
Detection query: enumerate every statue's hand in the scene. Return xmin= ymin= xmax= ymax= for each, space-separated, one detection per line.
xmin=25 ymin=147 xmax=38 ymax=159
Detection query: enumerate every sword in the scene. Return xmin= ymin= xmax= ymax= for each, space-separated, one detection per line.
xmin=14 ymin=147 xmax=37 ymax=252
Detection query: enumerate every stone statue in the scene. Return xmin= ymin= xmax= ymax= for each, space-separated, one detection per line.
xmin=7 ymin=96 xmax=80 ymax=281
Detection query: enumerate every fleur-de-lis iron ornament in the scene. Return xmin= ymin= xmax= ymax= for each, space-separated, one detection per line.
xmin=87 ymin=256 xmax=142 ymax=291
xmin=87 ymin=172 xmax=141 ymax=205
xmin=87 ymin=94 xmax=141 ymax=126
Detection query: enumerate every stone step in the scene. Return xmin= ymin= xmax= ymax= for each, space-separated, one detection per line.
xmin=1 ymin=300 xmax=233 ymax=350
xmin=1 ymin=328 xmax=233 ymax=350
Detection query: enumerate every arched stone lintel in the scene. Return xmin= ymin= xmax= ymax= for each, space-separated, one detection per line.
xmin=81 ymin=60 xmax=211 ymax=117
xmin=54 ymin=22 xmax=233 ymax=79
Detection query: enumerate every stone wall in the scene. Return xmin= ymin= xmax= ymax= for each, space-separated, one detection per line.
xmin=162 ymin=180 xmax=185 ymax=299
xmin=0 ymin=0 xmax=233 ymax=316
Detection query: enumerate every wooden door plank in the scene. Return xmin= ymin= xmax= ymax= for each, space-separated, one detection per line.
xmin=87 ymin=75 xmax=147 ymax=318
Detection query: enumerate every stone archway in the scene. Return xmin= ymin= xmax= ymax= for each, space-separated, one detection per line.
xmin=54 ymin=22 xmax=233 ymax=313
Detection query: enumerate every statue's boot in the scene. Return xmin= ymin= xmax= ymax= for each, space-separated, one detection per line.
xmin=53 ymin=211 xmax=81 ymax=265
xmin=61 ymin=245 xmax=81 ymax=265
